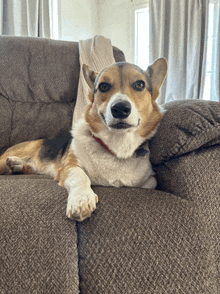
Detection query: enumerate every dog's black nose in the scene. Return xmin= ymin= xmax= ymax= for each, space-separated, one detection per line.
xmin=111 ymin=101 xmax=131 ymax=119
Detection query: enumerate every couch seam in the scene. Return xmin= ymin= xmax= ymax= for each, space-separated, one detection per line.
xmin=76 ymin=222 xmax=82 ymax=294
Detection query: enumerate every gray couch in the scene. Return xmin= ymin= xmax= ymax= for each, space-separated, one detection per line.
xmin=0 ymin=36 xmax=220 ymax=294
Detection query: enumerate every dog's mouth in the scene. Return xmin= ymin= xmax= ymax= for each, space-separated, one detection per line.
xmin=100 ymin=113 xmax=140 ymax=130
xmin=110 ymin=122 xmax=133 ymax=129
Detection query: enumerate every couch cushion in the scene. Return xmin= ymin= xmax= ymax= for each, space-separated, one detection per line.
xmin=0 ymin=36 xmax=78 ymax=152
xmin=0 ymin=36 xmax=125 ymax=153
xmin=149 ymin=99 xmax=220 ymax=165
xmin=77 ymin=186 xmax=217 ymax=294
xmin=0 ymin=174 xmax=79 ymax=294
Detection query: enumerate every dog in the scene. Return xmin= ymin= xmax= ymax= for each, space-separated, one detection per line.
xmin=0 ymin=58 xmax=167 ymax=221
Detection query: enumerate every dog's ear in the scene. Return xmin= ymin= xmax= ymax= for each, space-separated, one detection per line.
xmin=146 ymin=58 xmax=167 ymax=100
xmin=83 ymin=64 xmax=99 ymax=90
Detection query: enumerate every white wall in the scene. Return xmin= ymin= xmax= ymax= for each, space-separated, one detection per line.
xmin=97 ymin=0 xmax=133 ymax=62
xmin=58 ymin=0 xmax=98 ymax=41
xmin=57 ymin=0 xmax=136 ymax=63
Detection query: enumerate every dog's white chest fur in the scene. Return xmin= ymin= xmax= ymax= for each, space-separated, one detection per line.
xmin=71 ymin=119 xmax=156 ymax=189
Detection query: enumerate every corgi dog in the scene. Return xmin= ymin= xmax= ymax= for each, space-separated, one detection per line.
xmin=0 ymin=58 xmax=167 ymax=222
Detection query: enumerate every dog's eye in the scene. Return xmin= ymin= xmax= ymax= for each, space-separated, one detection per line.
xmin=133 ymin=80 xmax=145 ymax=91
xmin=98 ymin=82 xmax=111 ymax=93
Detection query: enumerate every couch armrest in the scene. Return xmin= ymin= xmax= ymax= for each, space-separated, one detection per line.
xmin=149 ymin=100 xmax=220 ymax=289
xmin=153 ymin=143 xmax=220 ymax=292
xmin=149 ymin=99 xmax=220 ymax=165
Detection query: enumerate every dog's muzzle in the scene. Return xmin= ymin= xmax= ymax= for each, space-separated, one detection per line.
xmin=101 ymin=96 xmax=139 ymax=130
xmin=111 ymin=101 xmax=131 ymax=119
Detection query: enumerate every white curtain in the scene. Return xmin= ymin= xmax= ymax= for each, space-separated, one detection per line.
xmin=0 ymin=0 xmax=56 ymax=38
xmin=149 ymin=0 xmax=220 ymax=104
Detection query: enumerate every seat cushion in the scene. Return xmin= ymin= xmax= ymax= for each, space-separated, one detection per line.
xmin=0 ymin=174 xmax=79 ymax=294
xmin=77 ymin=186 xmax=217 ymax=294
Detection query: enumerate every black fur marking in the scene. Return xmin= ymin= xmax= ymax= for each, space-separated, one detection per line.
xmin=39 ymin=134 xmax=72 ymax=161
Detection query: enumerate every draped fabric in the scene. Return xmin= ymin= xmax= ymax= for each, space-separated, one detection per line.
xmin=0 ymin=0 xmax=54 ymax=38
xmin=72 ymin=36 xmax=115 ymax=126
xmin=149 ymin=0 xmax=220 ymax=103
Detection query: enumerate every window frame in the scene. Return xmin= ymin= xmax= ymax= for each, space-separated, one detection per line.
xmin=203 ymin=1 xmax=220 ymax=100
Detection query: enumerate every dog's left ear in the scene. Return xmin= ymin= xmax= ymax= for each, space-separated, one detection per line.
xmin=146 ymin=58 xmax=168 ymax=100
xmin=83 ymin=64 xmax=99 ymax=90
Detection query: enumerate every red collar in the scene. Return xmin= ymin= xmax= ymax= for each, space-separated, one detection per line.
xmin=91 ymin=133 xmax=115 ymax=155
xmin=91 ymin=133 xmax=148 ymax=158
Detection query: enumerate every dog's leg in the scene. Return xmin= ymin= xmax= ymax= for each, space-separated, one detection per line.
xmin=0 ymin=156 xmax=35 ymax=175
xmin=0 ymin=140 xmax=46 ymax=175
xmin=65 ymin=167 xmax=98 ymax=222
xmin=57 ymin=156 xmax=98 ymax=222
xmin=6 ymin=156 xmax=34 ymax=174
xmin=55 ymin=150 xmax=98 ymax=222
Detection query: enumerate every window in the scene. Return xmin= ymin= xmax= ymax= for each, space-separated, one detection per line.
xmin=203 ymin=1 xmax=220 ymax=101
xmin=132 ymin=0 xmax=149 ymax=69
xmin=50 ymin=0 xmax=59 ymax=39
xmin=135 ymin=7 xmax=149 ymax=69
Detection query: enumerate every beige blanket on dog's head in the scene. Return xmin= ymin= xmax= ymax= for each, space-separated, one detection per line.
xmin=72 ymin=35 xmax=116 ymax=127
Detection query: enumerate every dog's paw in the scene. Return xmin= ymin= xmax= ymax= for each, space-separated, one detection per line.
xmin=66 ymin=189 xmax=98 ymax=222
xmin=6 ymin=156 xmax=23 ymax=173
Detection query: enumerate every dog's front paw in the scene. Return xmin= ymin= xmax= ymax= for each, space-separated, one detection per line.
xmin=66 ymin=189 xmax=98 ymax=222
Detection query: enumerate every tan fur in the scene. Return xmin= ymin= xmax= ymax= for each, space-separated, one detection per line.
xmin=85 ymin=65 xmax=122 ymax=134
xmin=85 ymin=103 xmax=102 ymax=133
xmin=55 ymin=150 xmax=78 ymax=187
xmin=84 ymin=60 xmax=167 ymax=139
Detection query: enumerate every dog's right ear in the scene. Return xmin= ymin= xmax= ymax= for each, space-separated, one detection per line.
xmin=82 ymin=64 xmax=99 ymax=90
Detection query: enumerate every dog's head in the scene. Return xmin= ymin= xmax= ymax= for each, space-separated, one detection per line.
xmin=83 ymin=58 xmax=167 ymax=138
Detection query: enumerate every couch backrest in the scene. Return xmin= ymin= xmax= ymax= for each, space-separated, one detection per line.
xmin=0 ymin=36 xmax=125 ymax=154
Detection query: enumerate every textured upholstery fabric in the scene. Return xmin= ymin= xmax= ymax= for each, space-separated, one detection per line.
xmin=0 ymin=37 xmax=78 ymax=151
xmin=150 ymin=99 xmax=220 ymax=165
xmin=153 ymin=146 xmax=220 ymax=292
xmin=0 ymin=174 xmax=79 ymax=294
xmin=149 ymin=99 xmax=220 ymax=291
xmin=0 ymin=36 xmax=125 ymax=154
xmin=77 ymin=186 xmax=217 ymax=294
